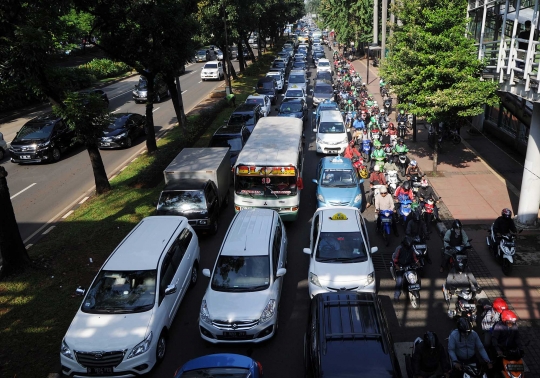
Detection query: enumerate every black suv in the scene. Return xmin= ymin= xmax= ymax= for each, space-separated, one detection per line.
xmin=305 ymin=292 xmax=402 ymax=378
xmin=132 ymin=74 xmax=169 ymax=103
xmin=255 ymin=77 xmax=278 ymax=104
xmin=226 ymin=103 xmax=263 ymax=133
xmin=209 ymin=124 xmax=250 ymax=166
xmin=9 ymin=113 xmax=77 ymax=164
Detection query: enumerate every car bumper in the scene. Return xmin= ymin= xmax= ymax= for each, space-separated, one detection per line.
xmin=9 ymin=150 xmax=50 ymax=163
xmin=60 ymin=351 xmax=155 ymax=377
xmin=315 ymin=142 xmax=347 ymax=154
xmin=99 ymin=139 xmax=126 ymax=149
xmin=199 ymin=319 xmax=277 ymax=344
xmin=201 ymin=73 xmax=219 ymax=79
xmin=234 ymin=205 xmax=298 ymax=221
xmin=308 ymin=281 xmax=376 ymax=299
xmin=132 ymin=95 xmax=148 ymax=102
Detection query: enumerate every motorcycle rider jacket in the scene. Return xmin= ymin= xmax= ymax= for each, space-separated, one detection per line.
xmin=393 ymin=144 xmax=409 ymax=154
xmin=417 ymin=185 xmax=439 ymax=202
xmin=393 ymin=245 xmax=418 ymax=267
xmin=371 ymin=148 xmax=386 ymax=161
xmin=493 ymin=216 xmax=517 ymax=235
xmin=443 ymin=228 xmax=469 ymax=249
xmin=492 ymin=321 xmax=521 ymax=354
xmin=448 ymin=329 xmax=490 ymax=363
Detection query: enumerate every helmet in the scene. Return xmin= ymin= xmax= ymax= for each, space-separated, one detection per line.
xmin=379 ymin=186 xmax=388 ymax=193
xmin=380 ymin=109 xmax=385 ymax=114
xmin=402 ymin=181 xmax=411 ymax=191
xmin=493 ymin=298 xmax=508 ymax=313
xmin=412 ymin=210 xmax=421 ymax=222
xmin=348 ymin=99 xmax=352 ymax=104
xmin=423 ymin=331 xmax=438 ymax=349
xmin=501 ymin=310 xmax=518 ymax=323
xmin=457 ymin=318 xmax=472 ymax=333
xmin=401 ymin=236 xmax=413 ymax=249
xmin=374 ymin=165 xmax=380 ymax=172
xmin=370 ymin=116 xmax=376 ymax=123
xmin=452 ymin=219 xmax=463 ymax=230
xmin=362 ymin=82 xmax=366 ymax=86
xmin=502 ymin=208 xmax=512 ymax=218
xmin=389 ymin=122 xmax=395 ymax=128
xmin=421 ymin=179 xmax=429 ymax=187
xmin=400 ymin=109 xmax=405 ymax=114
xmin=398 ymin=138 xmax=404 ymax=144
xmin=410 ymin=160 xmax=417 ymax=166
xmin=373 ymin=140 xmax=382 ymax=147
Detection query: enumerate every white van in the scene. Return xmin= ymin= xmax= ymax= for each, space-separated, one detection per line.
xmin=60 ymin=216 xmax=200 ymax=377
xmin=314 ymin=110 xmax=349 ymax=154
xmin=199 ymin=209 xmax=288 ymax=343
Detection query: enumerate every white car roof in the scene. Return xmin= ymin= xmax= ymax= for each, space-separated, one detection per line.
xmin=205 ymin=60 xmax=220 ymax=64
xmin=318 ymin=58 xmax=330 ymax=63
xmin=317 ymin=207 xmax=362 ymax=233
xmin=220 ymin=209 xmax=276 ymax=256
xmin=320 ymin=110 xmax=344 ymax=123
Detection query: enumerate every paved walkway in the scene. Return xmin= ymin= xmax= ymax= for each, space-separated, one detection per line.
xmin=350 ymin=56 xmax=540 ymax=375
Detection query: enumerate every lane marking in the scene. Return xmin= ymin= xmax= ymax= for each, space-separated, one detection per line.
xmin=62 ymin=210 xmax=74 ymax=219
xmin=79 ymin=197 xmax=89 ymax=204
xmin=181 ymin=90 xmax=187 ymax=94
xmin=198 ymin=80 xmax=202 ymax=83
xmin=152 ymin=107 xmax=160 ymax=113
xmin=42 ymin=226 xmax=55 ymax=235
xmin=10 ymin=183 xmax=37 ymax=199
xmin=110 ymin=89 xmax=135 ymax=100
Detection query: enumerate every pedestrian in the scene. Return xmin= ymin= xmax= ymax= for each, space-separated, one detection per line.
xmin=226 ymin=93 xmax=236 ymax=108
xmin=517 ymin=20 xmax=537 ymax=67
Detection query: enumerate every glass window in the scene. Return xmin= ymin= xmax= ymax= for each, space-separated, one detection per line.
xmin=280 ymin=102 xmax=303 ymax=113
xmin=321 ymin=169 xmax=357 ymax=187
xmin=235 ymin=173 xmax=297 ymax=196
xmin=169 ymin=242 xmax=184 ymax=269
xmin=156 ymin=190 xmax=207 ymax=213
xmin=211 ymin=256 xmax=270 ymax=292
xmin=315 ymin=231 xmax=367 ymax=263
xmin=159 ymin=255 xmax=176 ymax=300
xmin=210 ymin=136 xmax=243 ymax=151
xmin=319 ymin=121 xmax=345 ymax=133
xmin=289 ymin=75 xmax=306 ymax=83
xmin=17 ymin=122 xmax=55 ymax=139
xmin=272 ymin=223 xmax=282 ymax=274
xmin=178 ymin=228 xmax=193 ymax=252
xmin=204 ymin=63 xmax=218 ymax=69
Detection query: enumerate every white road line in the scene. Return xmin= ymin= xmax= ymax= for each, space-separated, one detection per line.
xmin=190 ymin=71 xmax=198 ymax=75
xmin=181 ymin=90 xmax=188 ymax=94
xmin=42 ymin=226 xmax=55 ymax=235
xmin=198 ymin=80 xmax=202 ymax=83
xmin=120 ymin=166 xmax=128 ymax=171
xmin=62 ymin=210 xmax=74 ymax=219
xmin=79 ymin=197 xmax=89 ymax=204
xmin=152 ymin=107 xmax=160 ymax=113
xmin=112 ymin=108 xmax=122 ymax=113
xmin=10 ymin=183 xmax=37 ymax=200
xmin=26 ymin=244 xmax=33 ymax=249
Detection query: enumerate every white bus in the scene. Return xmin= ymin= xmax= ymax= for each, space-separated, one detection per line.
xmin=233 ymin=117 xmax=304 ymax=221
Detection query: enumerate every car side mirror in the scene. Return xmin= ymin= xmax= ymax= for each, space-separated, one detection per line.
xmin=202 ymin=269 xmax=211 ymax=277
xmin=281 ymin=94 xmax=285 ymax=96
xmin=312 ymin=111 xmax=316 ymax=115
xmin=164 ymin=284 xmax=177 ymax=295
xmin=312 ymin=179 xmax=318 ymax=184
xmin=303 ymin=248 xmax=311 ymax=255
xmin=276 ymin=268 xmax=287 ymax=277
xmin=312 ymin=128 xmax=316 ymax=132
xmin=371 ymin=246 xmax=379 ymax=254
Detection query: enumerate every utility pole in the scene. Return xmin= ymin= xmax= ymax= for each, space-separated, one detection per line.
xmin=223 ymin=3 xmax=232 ymax=95
xmin=381 ymin=0 xmax=387 ymax=62
xmin=373 ymin=0 xmax=379 ymax=45
xmin=390 ymin=0 xmax=395 ymax=36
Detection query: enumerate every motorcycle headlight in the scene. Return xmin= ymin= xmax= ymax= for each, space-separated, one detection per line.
xmin=366 ymin=272 xmax=375 ymax=286
xmin=259 ymin=299 xmax=276 ymax=323
xmin=309 ymin=272 xmax=322 ymax=287
xmin=127 ymin=332 xmax=152 ymax=359
xmin=404 ymin=271 xmax=417 ymax=284
xmin=317 ymin=193 xmax=325 ymax=202
xmin=354 ymin=193 xmax=362 ymax=203
xmin=200 ymin=299 xmax=212 ymax=324
xmin=114 ymin=132 xmax=127 ymax=139
xmin=60 ymin=339 xmax=74 ymax=360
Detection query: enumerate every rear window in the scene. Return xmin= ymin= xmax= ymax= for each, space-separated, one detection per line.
xmin=210 ymin=136 xmax=243 ymax=152
xmin=258 ymin=81 xmax=274 ymax=89
xmin=204 ymin=63 xmax=218 ymax=69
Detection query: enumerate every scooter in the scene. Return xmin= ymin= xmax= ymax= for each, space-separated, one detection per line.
xmin=386 ymin=170 xmax=400 ymax=194
xmin=361 ymin=139 xmax=371 ymax=162
xmin=378 ymin=209 xmax=393 ymax=246
xmin=499 ymin=348 xmax=526 ymax=378
xmin=486 ymin=225 xmax=521 ymax=276
xmin=384 ymin=98 xmax=392 ymax=114
xmin=409 ymin=174 xmax=422 ymax=195
xmin=459 ymin=363 xmax=488 ymax=378
xmin=390 ymin=262 xmax=421 ymax=308
xmin=422 ymin=198 xmax=439 ymax=233
xmin=398 ymin=121 xmax=407 ymax=138
xmin=397 ymin=153 xmax=408 ymax=176
xmin=397 ymin=193 xmax=413 ymax=227
xmin=351 ymin=156 xmax=365 ymax=178
xmin=411 ymin=235 xmax=429 ymax=276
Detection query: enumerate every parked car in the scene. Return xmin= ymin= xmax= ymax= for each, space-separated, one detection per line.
xmin=276 ymin=98 xmax=308 ymax=123
xmin=200 ymin=61 xmax=224 ymax=81
xmin=209 ymin=124 xmax=251 ymax=167
xmin=60 ymin=216 xmax=200 ymax=377
xmin=245 ymin=94 xmax=271 ymax=117
xmin=305 ymin=292 xmax=401 ymax=377
xmin=255 ymin=77 xmax=278 ymax=104
xmin=0 ymin=132 xmax=8 ymax=160
xmin=9 ymin=113 xmax=77 ymax=164
xmin=173 ymin=354 xmax=263 ymax=378
xmin=199 ymin=208 xmax=287 ymax=343
xmin=132 ymin=75 xmax=169 ymax=103
xmin=226 ymin=103 xmax=263 ymax=133
xmin=99 ymin=113 xmax=146 ymax=149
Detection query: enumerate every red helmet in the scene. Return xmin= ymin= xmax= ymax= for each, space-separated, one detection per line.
xmin=349 ymin=140 xmax=355 ymax=146
xmin=501 ymin=310 xmax=518 ymax=323
xmin=502 ymin=208 xmax=512 ymax=218
xmin=492 ymin=298 xmax=508 ymax=313
xmin=389 ymin=123 xmax=395 ymax=128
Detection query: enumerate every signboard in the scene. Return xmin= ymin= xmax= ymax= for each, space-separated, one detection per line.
xmin=330 ymin=212 xmax=348 ymax=220
xmin=236 ymin=166 xmax=296 ymax=176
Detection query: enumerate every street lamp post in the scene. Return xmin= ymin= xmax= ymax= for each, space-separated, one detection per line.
xmin=223 ymin=3 xmax=232 ymax=95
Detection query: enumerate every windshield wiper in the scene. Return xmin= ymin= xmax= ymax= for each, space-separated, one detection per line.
xmin=317 ymin=257 xmax=354 ymax=262
xmin=266 ymin=186 xmax=279 ymax=198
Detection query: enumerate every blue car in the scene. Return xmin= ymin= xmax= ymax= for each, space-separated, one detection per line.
xmin=174 ymin=353 xmax=263 ymax=378
xmin=313 ymin=156 xmax=365 ymax=210
xmin=276 ymin=98 xmax=307 ymax=122
xmin=312 ymin=100 xmax=339 ymax=128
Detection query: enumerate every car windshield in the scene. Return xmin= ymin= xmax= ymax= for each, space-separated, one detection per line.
xmin=229 ymin=113 xmax=255 ymax=126
xmin=280 ymin=102 xmax=303 ymax=113
xmin=106 ymin=116 xmax=129 ymax=130
xmin=320 ymin=168 xmax=357 ymax=187
xmin=315 ymin=85 xmax=333 ymax=94
xmin=286 ymin=90 xmax=303 ymax=98
xmin=319 ymin=121 xmax=345 ymax=133
xmin=198 ymin=50 xmax=206 ymax=55
xmin=180 ymin=368 xmax=251 ymax=378
xmin=246 ymin=98 xmax=264 ymax=106
xmin=17 ymin=122 xmax=54 ymax=139
xmin=204 ymin=63 xmax=218 ymax=69
xmin=211 ymin=256 xmax=270 ymax=292
xmin=315 ymin=232 xmax=367 ymax=262
xmin=273 ymin=61 xmax=285 ymax=68
xmin=318 ymin=61 xmax=330 ymax=68
xmin=137 ymin=78 xmax=148 ymax=90
xmin=82 ymin=270 xmax=157 ymax=314
xmin=289 ymin=75 xmax=305 ymax=84
xmin=210 ymin=136 xmax=243 ymax=152
xmin=293 ymin=62 xmax=306 ymax=69
xmin=156 ymin=190 xmax=206 ymax=213
xmin=317 ymin=73 xmax=332 ymax=81
xmin=258 ymin=81 xmax=274 ymax=90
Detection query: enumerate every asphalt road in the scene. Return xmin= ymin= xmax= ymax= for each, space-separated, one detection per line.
xmin=148 ymin=48 xmax=462 ymax=377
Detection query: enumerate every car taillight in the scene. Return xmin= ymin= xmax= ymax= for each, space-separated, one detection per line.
xmin=257 ymin=361 xmax=263 ymax=375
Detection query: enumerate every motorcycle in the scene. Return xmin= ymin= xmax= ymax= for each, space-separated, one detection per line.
xmin=421 ymin=198 xmax=439 ymax=233
xmin=397 ymin=193 xmax=413 ymax=227
xmin=487 ymin=225 xmax=522 ymax=276
xmin=398 ymin=121 xmax=407 ymax=138
xmin=343 ymin=111 xmax=354 ymax=130
xmin=459 ymin=363 xmax=488 ymax=378
xmin=443 ymin=127 xmax=462 ymax=145
xmin=390 ymin=262 xmax=421 ymax=308
xmin=361 ymin=139 xmax=371 ymax=162
xmin=386 ymin=170 xmax=400 ymax=195
xmin=397 ymin=153 xmax=408 ymax=176
xmin=351 ymin=156 xmax=365 ymax=178
xmin=383 ymin=144 xmax=394 ymax=164
xmin=409 ymin=174 xmax=422 ymax=195
xmin=499 ymin=348 xmax=526 ymax=378
xmin=411 ymin=235 xmax=429 ymax=276
xmin=371 ymin=128 xmax=381 ymax=143
xmin=384 ymin=98 xmax=392 ymax=114
xmin=378 ymin=209 xmax=394 ymax=246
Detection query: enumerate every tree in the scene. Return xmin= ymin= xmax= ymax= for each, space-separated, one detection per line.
xmin=318 ymin=0 xmax=373 ymax=47
xmin=381 ymin=0 xmax=499 ymax=171
xmin=0 ymin=167 xmax=32 ymax=279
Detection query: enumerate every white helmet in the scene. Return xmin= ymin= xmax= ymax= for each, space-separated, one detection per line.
xmin=379 ymin=186 xmax=388 ymax=193
xmin=380 ymin=109 xmax=385 ymax=114
xmin=374 ymin=165 xmax=380 ymax=172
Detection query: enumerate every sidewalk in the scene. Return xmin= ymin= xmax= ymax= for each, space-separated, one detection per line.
xmin=351 ymin=56 xmax=540 ymax=375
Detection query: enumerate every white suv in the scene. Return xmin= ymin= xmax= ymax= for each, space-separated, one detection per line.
xmin=317 ymin=59 xmax=332 ymax=74
xmin=303 ymin=207 xmax=378 ymax=298
xmin=201 ymin=61 xmax=224 ymax=81
xmin=60 ymin=216 xmax=200 ymax=377
xmin=314 ymin=110 xmax=349 ymax=154
xmin=199 ymin=209 xmax=287 ymax=343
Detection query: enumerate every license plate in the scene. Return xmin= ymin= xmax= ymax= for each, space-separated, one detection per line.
xmin=101 ymin=142 xmax=110 ymax=146
xmin=87 ymin=367 xmax=114 ymax=375
xmin=381 ymin=218 xmax=392 ymax=223
xmin=20 ymin=155 xmax=31 ymax=159
xmin=223 ymin=331 xmax=246 ymax=338
xmin=408 ymin=284 xmax=420 ymax=291
xmin=415 ymin=244 xmax=426 ymax=249
xmin=327 ymin=149 xmax=339 ymax=153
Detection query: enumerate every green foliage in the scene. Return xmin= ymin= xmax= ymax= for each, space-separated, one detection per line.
xmin=80 ymin=58 xmax=131 ymax=79
xmin=381 ymin=0 xmax=499 ymax=122
xmin=318 ymin=0 xmax=373 ymax=44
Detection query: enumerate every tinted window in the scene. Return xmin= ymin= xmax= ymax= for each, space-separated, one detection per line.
xmin=315 ymin=85 xmax=333 ymax=94
xmin=318 ymin=61 xmax=330 ymax=68
xmin=178 ymin=228 xmax=193 ymax=251
xmin=246 ymin=98 xmax=264 ymax=106
xmin=17 ymin=122 xmax=55 ymax=140
xmin=320 ymin=168 xmax=357 ymax=187
xmin=286 ymin=90 xmax=303 ymax=98
xmin=211 ymin=256 xmax=270 ymax=292
xmin=210 ymin=136 xmax=243 ymax=152
xmin=319 ymin=121 xmax=345 ymax=133
xmin=204 ymin=63 xmax=218 ymax=69
xmin=280 ymin=102 xmax=304 ymax=113
xmin=315 ymin=231 xmax=367 ymax=262
xmin=289 ymin=75 xmax=305 ymax=84
xmin=258 ymin=81 xmax=275 ymax=89
xmin=229 ymin=113 xmax=255 ymax=126
xmin=106 ymin=116 xmax=129 ymax=130
xmin=159 ymin=254 xmax=176 ymax=300
xmin=156 ymin=190 xmax=207 ymax=213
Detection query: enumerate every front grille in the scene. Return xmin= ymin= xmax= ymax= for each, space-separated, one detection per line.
xmin=328 ymin=201 xmax=350 ymax=206
xmin=216 ymin=334 xmax=255 ymax=341
xmin=188 ymin=220 xmax=197 ymax=225
xmin=75 ymin=350 xmax=125 ymax=368
xmin=211 ymin=319 xmax=259 ymax=330
xmin=10 ymin=145 xmax=36 ymax=152
xmin=327 ymin=286 xmax=359 ymax=291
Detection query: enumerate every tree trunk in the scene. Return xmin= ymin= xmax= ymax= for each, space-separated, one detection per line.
xmin=244 ymin=37 xmax=256 ymax=62
xmin=238 ymin=37 xmax=246 ymax=72
xmin=0 ymin=166 xmax=31 ymax=279
xmin=228 ymin=57 xmax=237 ymax=79
xmin=144 ymin=73 xmax=158 ymax=153
xmin=86 ymin=144 xmax=111 ymax=195
xmin=164 ymin=72 xmax=186 ymax=131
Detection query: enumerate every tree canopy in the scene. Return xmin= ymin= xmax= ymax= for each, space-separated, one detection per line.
xmin=317 ymin=0 xmax=374 ymax=44
xmin=380 ymin=0 xmax=499 ymax=122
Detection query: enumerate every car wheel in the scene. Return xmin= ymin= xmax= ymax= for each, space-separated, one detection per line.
xmin=125 ymin=137 xmax=132 ymax=148
xmin=51 ymin=147 xmax=61 ymax=162
xmin=156 ymin=94 xmax=161 ymax=103
xmin=189 ymin=263 xmax=198 ymax=288
xmin=155 ymin=331 xmax=167 ymax=363
xmin=0 ymin=148 xmax=4 ymax=160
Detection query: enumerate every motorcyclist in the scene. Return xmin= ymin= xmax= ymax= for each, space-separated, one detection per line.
xmin=448 ymin=318 xmax=492 ymax=376
xmin=394 ymin=180 xmax=415 ymax=201
xmin=417 ymin=178 xmax=440 ymax=221
xmin=412 ymin=331 xmax=451 ymax=378
xmin=393 ymin=138 xmax=409 ymax=155
xmin=370 ymin=140 xmax=386 ymax=170
xmin=379 ymin=78 xmax=386 ymax=95
xmin=384 ymin=156 xmax=401 ymax=175
xmin=392 ymin=236 xmax=418 ymax=302
xmin=375 ymin=186 xmax=398 ymax=236
xmin=406 ymin=160 xmax=424 ymax=180
xmin=480 ymin=297 xmax=508 ymax=348
xmin=441 ymin=220 xmax=470 ymax=273
xmin=406 ymin=210 xmax=430 ymax=242
xmin=366 ymin=95 xmax=374 ymax=108
xmin=492 ymin=310 xmax=523 ymax=360
xmin=378 ymin=109 xmax=389 ymax=125
xmin=343 ymin=140 xmax=361 ymax=160
xmin=343 ymin=99 xmax=355 ymax=113
xmin=368 ymin=116 xmax=378 ymax=130
xmin=397 ymin=109 xmax=408 ymax=124
xmin=493 ymin=208 xmax=518 ymax=245
xmin=367 ymin=165 xmax=387 ymax=206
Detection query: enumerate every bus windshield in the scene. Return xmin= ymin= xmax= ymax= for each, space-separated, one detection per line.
xmin=235 ymin=166 xmax=298 ymax=197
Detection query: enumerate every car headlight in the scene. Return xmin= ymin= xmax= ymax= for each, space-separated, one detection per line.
xmin=200 ymin=299 xmax=212 ymax=324
xmin=114 ymin=132 xmax=127 ymax=139
xmin=36 ymin=140 xmax=51 ymax=150
xmin=404 ymin=271 xmax=417 ymax=284
xmin=366 ymin=272 xmax=375 ymax=286
xmin=342 ymin=136 xmax=349 ymax=144
xmin=309 ymin=272 xmax=321 ymax=287
xmin=354 ymin=193 xmax=362 ymax=203
xmin=132 ymin=90 xmax=138 ymax=96
xmin=259 ymin=299 xmax=276 ymax=323
xmin=60 ymin=339 xmax=74 ymax=360
xmin=317 ymin=193 xmax=325 ymax=202
xmin=127 ymin=332 xmax=152 ymax=359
